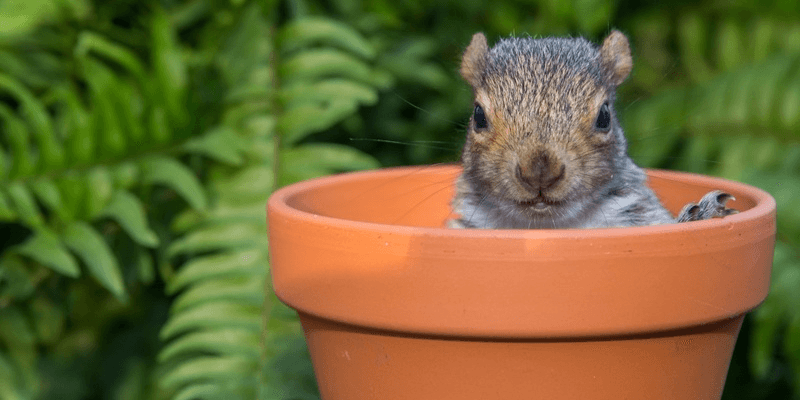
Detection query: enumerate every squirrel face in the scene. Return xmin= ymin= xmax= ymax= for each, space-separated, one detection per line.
xmin=459 ymin=31 xmax=634 ymax=223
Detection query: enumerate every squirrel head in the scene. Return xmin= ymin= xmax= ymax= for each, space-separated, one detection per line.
xmin=458 ymin=31 xmax=633 ymax=223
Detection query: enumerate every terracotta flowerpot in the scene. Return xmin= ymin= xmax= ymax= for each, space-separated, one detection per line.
xmin=267 ymin=165 xmax=776 ymax=400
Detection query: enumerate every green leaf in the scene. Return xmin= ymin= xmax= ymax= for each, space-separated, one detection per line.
xmin=624 ymin=89 xmax=684 ymax=168
xmin=172 ymin=276 xmax=264 ymax=313
xmin=751 ymin=300 xmax=782 ymax=378
xmin=99 ymin=191 xmax=159 ymax=247
xmin=29 ymin=178 xmax=64 ymax=218
xmin=172 ymin=384 xmax=223 ymax=400
xmin=59 ymin=0 xmax=91 ymax=20
xmin=716 ymin=19 xmax=746 ymax=71
xmin=170 ymin=209 xmax=204 ymax=233
xmin=0 ymin=190 xmax=17 ymax=221
xmin=0 ymin=104 xmax=35 ymax=178
xmin=0 ymin=306 xmax=35 ymax=348
xmin=112 ymin=161 xmax=139 ymax=189
xmin=0 ymin=353 xmax=25 ymax=400
xmin=260 ymin=331 xmax=319 ymax=400
xmin=148 ymin=106 xmax=172 ymax=144
xmin=279 ymin=99 xmax=359 ymax=144
xmin=0 ymin=0 xmax=58 ymax=37
xmin=85 ymin=167 xmax=114 ymax=218
xmin=282 ymin=79 xmax=378 ymax=108
xmin=280 ymin=49 xmax=373 ymax=85
xmin=753 ymin=56 xmax=793 ymax=129
xmin=0 ymin=49 xmax=47 ymax=90
xmin=51 ymin=84 xmax=95 ymax=166
xmin=787 ymin=315 xmax=800 ymax=391
xmin=215 ymin=2 xmax=271 ymax=92
xmin=676 ymin=133 xmax=716 ymax=174
xmin=571 ymin=0 xmax=615 ymax=34
xmin=279 ymin=17 xmax=376 ymax=59
xmin=158 ymin=329 xmax=260 ymax=363
xmin=378 ymin=38 xmax=446 ymax=90
xmin=167 ymin=249 xmax=264 ymax=294
xmin=0 ymin=255 xmax=36 ymax=299
xmin=151 ymin=8 xmax=188 ymax=126
xmin=780 ymin=69 xmax=800 ymax=129
xmin=5 ymin=183 xmax=44 ymax=227
xmin=0 ymin=306 xmax=38 ymax=391
xmin=159 ymin=356 xmax=255 ymax=391
xmin=771 ymin=247 xmax=800 ymax=314
xmin=74 ymin=31 xmax=148 ymax=87
xmin=139 ymin=156 xmax=207 ymax=210
xmin=172 ymin=202 xmax=266 ymax=233
xmin=135 ymin=246 xmax=155 ymax=285
xmin=750 ymin=240 xmax=800 ymax=382
xmin=0 ymin=144 xmax=7 ymax=181
xmin=112 ymin=78 xmax=147 ymax=145
xmin=182 ymin=126 xmax=246 ymax=165
xmin=212 ymin=166 xmax=273 ymax=205
xmin=167 ymin=222 xmax=265 ymax=257
xmin=160 ymin=302 xmax=261 ymax=340
xmin=749 ymin=16 xmax=778 ymax=61
xmin=62 ymin=222 xmax=126 ymax=299
xmin=0 ymin=73 xmax=63 ymax=170
xmin=14 ymin=228 xmax=80 ymax=277
xmin=677 ymin=14 xmax=713 ymax=83
xmin=55 ymin=172 xmax=84 ymax=220
xmin=282 ymin=143 xmax=379 ymax=173
xmin=80 ymin=59 xmax=128 ymax=159
xmin=28 ymin=296 xmax=65 ymax=344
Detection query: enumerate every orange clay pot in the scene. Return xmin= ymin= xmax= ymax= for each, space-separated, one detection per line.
xmin=267 ymin=165 xmax=775 ymax=400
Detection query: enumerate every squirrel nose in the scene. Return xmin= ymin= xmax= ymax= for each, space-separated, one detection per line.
xmin=516 ymin=153 xmax=566 ymax=193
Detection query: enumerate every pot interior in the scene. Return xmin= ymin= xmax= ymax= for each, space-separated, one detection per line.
xmin=283 ymin=165 xmax=762 ymax=228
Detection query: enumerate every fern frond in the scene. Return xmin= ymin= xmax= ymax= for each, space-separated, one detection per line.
xmin=182 ymin=126 xmax=248 ymax=166
xmin=61 ymin=221 xmax=127 ymax=299
xmin=0 ymin=305 xmax=38 ymax=399
xmin=14 ymin=228 xmax=80 ymax=277
xmin=155 ymin=4 xmax=382 ymax=399
xmin=625 ymin=51 xmax=800 ymax=170
xmin=139 ymin=156 xmax=208 ymax=211
xmin=0 ymin=2 xmax=209 ymax=395
xmin=99 ymin=190 xmax=160 ymax=248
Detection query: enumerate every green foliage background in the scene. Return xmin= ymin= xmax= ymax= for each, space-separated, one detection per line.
xmin=0 ymin=0 xmax=797 ymax=399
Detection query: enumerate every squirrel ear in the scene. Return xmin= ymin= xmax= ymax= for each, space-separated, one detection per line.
xmin=461 ymin=33 xmax=488 ymax=88
xmin=600 ymin=30 xmax=633 ymax=86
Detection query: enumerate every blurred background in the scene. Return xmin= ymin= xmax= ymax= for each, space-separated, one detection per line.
xmin=0 ymin=0 xmax=798 ymax=399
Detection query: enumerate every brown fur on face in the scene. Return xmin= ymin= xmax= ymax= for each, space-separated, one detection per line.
xmin=459 ymin=31 xmax=631 ymax=220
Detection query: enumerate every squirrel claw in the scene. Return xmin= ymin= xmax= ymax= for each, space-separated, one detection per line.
xmin=676 ymin=190 xmax=739 ymax=223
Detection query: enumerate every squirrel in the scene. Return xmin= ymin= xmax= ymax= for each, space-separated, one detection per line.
xmin=450 ymin=31 xmax=737 ymax=229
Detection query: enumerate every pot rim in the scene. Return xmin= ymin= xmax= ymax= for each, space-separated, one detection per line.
xmin=269 ymin=165 xmax=774 ymax=238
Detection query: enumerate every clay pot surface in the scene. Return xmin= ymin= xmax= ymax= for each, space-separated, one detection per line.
xmin=268 ymin=165 xmax=776 ymax=400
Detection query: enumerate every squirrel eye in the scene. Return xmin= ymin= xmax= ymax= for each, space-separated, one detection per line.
xmin=473 ymin=104 xmax=488 ymax=130
xmin=594 ymin=102 xmax=611 ymax=132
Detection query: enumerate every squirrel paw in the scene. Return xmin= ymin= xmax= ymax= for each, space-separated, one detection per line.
xmin=676 ymin=190 xmax=739 ymax=223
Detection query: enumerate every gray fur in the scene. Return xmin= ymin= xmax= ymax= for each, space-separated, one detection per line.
xmin=452 ymin=32 xmax=736 ymax=229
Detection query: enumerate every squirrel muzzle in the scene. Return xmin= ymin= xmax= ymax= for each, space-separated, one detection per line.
xmin=515 ymin=151 xmax=567 ymax=196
